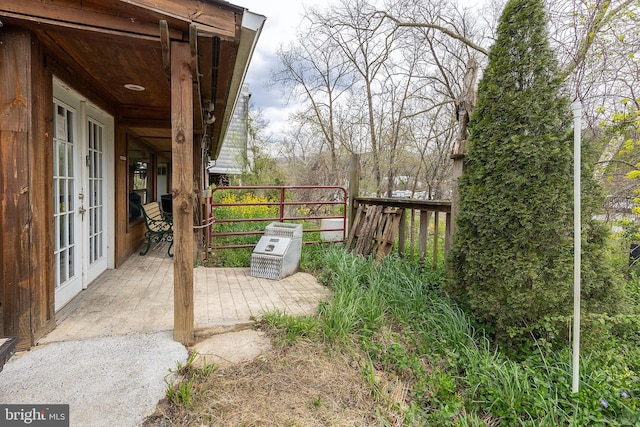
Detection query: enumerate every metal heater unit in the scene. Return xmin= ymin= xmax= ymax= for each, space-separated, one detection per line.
xmin=250 ymin=223 xmax=302 ymax=280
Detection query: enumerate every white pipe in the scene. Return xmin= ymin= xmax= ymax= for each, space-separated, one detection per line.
xmin=572 ymin=101 xmax=582 ymax=394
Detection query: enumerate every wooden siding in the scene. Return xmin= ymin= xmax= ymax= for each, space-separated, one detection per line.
xmin=30 ymin=33 xmax=56 ymax=345
xmin=0 ymin=30 xmax=55 ymax=349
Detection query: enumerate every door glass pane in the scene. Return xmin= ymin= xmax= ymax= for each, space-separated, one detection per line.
xmin=58 ymin=180 xmax=65 ymax=212
xmin=66 ymin=111 xmax=73 ymax=141
xmin=68 ymin=179 xmax=74 ymax=211
xmin=54 ymin=217 xmax=59 ymax=251
xmin=54 ymin=101 xmax=78 ymax=289
xmin=58 ymin=144 xmax=65 ymax=179
xmin=68 ymin=212 xmax=74 ymax=246
xmin=54 ymin=176 xmax=59 ymax=215
xmin=88 ymin=119 xmax=105 ymax=267
xmin=59 ymin=249 xmax=67 ymax=284
xmin=67 ymin=144 xmax=74 ymax=178
xmin=53 ymin=143 xmax=58 ymax=176
xmin=59 ymin=214 xmax=66 ymax=248
xmin=54 ymin=253 xmax=60 ymax=287
xmin=68 ymin=246 xmax=74 ymax=278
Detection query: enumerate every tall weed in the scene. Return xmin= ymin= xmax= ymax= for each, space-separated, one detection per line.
xmin=304 ymin=246 xmax=640 ymax=425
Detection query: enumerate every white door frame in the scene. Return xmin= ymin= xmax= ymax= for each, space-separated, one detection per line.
xmin=53 ymin=78 xmax=115 ymax=310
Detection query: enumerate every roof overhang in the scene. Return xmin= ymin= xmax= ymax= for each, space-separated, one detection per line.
xmin=211 ymin=11 xmax=265 ymax=160
xmin=0 ymin=0 xmax=264 ymax=161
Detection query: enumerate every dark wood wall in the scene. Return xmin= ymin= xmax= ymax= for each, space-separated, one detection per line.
xmin=0 ymin=28 xmax=178 ymax=348
xmin=0 ymin=29 xmax=55 ymax=349
xmin=0 ymin=28 xmax=151 ymax=348
xmin=114 ymin=125 xmax=147 ymax=267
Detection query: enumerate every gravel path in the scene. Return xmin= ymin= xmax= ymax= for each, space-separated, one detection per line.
xmin=0 ymin=332 xmax=187 ymax=427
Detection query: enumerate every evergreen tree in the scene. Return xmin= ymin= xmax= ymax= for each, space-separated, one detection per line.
xmin=448 ymin=0 xmax=626 ymax=350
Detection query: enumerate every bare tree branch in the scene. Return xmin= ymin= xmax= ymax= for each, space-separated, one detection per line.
xmin=374 ymin=11 xmax=489 ymax=56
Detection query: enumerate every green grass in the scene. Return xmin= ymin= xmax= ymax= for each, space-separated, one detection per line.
xmin=165 ymin=350 xmax=217 ymax=408
xmin=266 ymin=245 xmax=640 ymax=425
xmin=203 ymin=201 xmax=640 ymax=425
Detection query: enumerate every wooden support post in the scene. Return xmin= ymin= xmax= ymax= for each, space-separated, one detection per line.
xmin=171 ymin=40 xmax=194 ymax=346
xmin=1 ymin=32 xmax=32 ymax=347
xmin=409 ymin=209 xmax=416 ymax=259
xmin=160 ymin=20 xmax=171 ymax=80
xmin=433 ymin=212 xmax=440 ymax=269
xmin=398 ymin=209 xmax=406 ymax=256
xmin=193 ymin=134 xmax=203 ymax=260
xmin=445 ymin=212 xmax=452 ymax=256
xmin=348 ymin=153 xmax=360 ymax=237
xmin=0 ymin=30 xmax=54 ymax=349
xmin=189 ymin=24 xmax=204 ymax=134
xmin=419 ymin=210 xmax=429 ymax=261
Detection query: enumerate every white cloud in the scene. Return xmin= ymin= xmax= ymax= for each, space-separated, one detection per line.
xmin=235 ymin=0 xmax=324 ymax=137
xmin=237 ymin=0 xmax=490 ymax=138
xmin=261 ymin=105 xmax=298 ymax=135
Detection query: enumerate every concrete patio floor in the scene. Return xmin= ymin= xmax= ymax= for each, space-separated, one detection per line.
xmin=41 ymin=243 xmax=332 ymax=344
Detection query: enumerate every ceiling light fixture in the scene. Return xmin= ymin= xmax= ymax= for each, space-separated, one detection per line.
xmin=124 ymin=84 xmax=145 ymax=91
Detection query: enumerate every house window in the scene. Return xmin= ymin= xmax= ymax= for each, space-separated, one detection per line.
xmin=128 ymin=138 xmax=155 ymax=224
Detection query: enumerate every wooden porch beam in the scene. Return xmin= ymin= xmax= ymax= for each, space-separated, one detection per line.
xmin=120 ymin=0 xmax=240 ymax=39
xmin=171 ymin=40 xmax=194 ymax=346
xmin=160 ymin=20 xmax=171 ymax=80
xmin=1 ymin=0 xmax=184 ymax=41
xmin=118 ymin=118 xmax=171 ymax=129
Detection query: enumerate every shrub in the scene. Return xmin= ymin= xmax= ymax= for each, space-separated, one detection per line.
xmin=448 ymin=0 xmax=627 ymax=351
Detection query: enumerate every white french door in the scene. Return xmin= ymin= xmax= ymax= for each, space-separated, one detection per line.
xmin=53 ymin=80 xmax=114 ymax=311
xmin=53 ymin=100 xmax=81 ymax=310
xmin=85 ymin=116 xmax=108 ymax=283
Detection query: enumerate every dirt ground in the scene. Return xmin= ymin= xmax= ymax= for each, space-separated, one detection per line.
xmin=143 ymin=338 xmax=406 ymax=426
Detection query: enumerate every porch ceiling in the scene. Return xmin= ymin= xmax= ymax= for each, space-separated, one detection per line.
xmin=0 ymin=0 xmax=263 ymax=160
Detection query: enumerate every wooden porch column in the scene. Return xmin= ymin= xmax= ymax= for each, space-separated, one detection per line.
xmin=0 ymin=30 xmax=54 ymax=349
xmin=171 ymin=40 xmax=194 ymax=345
